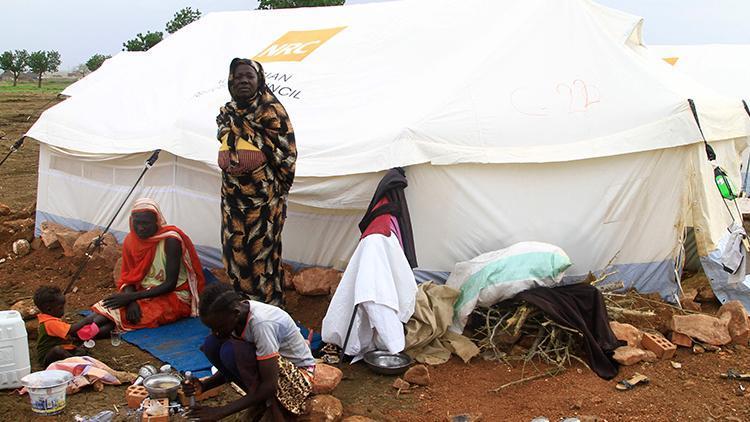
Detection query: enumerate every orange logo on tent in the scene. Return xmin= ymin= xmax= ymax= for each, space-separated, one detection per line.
xmin=254 ymin=27 xmax=346 ymax=63
xmin=662 ymin=57 xmax=679 ymax=66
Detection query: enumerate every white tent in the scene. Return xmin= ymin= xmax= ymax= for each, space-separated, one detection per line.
xmin=648 ymin=44 xmax=750 ymax=189
xmin=649 ymin=44 xmax=750 ymax=102
xmin=27 ymin=0 xmax=750 ymax=300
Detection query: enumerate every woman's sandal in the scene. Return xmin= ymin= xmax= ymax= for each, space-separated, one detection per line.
xmin=616 ymin=373 xmax=650 ymax=391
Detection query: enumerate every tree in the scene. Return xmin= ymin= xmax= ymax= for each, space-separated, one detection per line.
xmin=257 ymin=0 xmax=345 ymax=9
xmin=72 ymin=64 xmax=89 ymax=78
xmin=0 ymin=50 xmax=29 ymax=86
xmin=28 ymin=50 xmax=61 ymax=88
xmin=166 ymin=7 xmax=202 ymax=34
xmin=123 ymin=31 xmax=163 ymax=52
xmin=86 ymin=54 xmax=111 ymax=72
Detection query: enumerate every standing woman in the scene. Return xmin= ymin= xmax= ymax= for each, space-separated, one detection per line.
xmin=217 ymin=58 xmax=296 ymax=307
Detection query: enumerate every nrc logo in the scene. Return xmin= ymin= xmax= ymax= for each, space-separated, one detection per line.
xmin=254 ymin=27 xmax=346 ymax=63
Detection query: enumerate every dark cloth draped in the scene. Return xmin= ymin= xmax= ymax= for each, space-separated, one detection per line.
xmin=358 ymin=167 xmax=418 ymax=268
xmin=513 ymin=284 xmax=624 ymax=380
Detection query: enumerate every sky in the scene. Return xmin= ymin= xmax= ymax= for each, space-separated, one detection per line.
xmin=1 ymin=0 xmax=749 ymax=71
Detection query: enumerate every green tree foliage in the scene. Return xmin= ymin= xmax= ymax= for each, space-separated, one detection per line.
xmin=0 ymin=49 xmax=29 ymax=86
xmin=166 ymin=7 xmax=202 ymax=34
xmin=28 ymin=50 xmax=61 ymax=88
xmin=85 ymin=54 xmax=111 ymax=72
xmin=123 ymin=31 xmax=163 ymax=52
xmin=257 ymin=0 xmax=345 ymax=9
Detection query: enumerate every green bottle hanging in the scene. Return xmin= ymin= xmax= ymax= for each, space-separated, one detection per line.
xmin=714 ymin=166 xmax=738 ymax=200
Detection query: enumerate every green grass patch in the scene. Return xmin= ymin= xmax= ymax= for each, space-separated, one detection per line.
xmin=0 ymin=80 xmax=74 ymax=94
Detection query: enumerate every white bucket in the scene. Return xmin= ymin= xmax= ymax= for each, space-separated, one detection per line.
xmin=21 ymin=370 xmax=72 ymax=415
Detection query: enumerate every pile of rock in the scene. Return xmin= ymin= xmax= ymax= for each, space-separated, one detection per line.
xmin=391 ymin=364 xmax=432 ymax=392
xmin=38 ymin=222 xmax=122 ymax=282
xmin=302 ymin=363 xmax=432 ymax=421
xmin=611 ymin=300 xmax=749 ymax=366
xmin=302 ymin=363 xmax=347 ymax=421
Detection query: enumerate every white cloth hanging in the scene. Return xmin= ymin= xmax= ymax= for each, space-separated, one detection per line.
xmin=321 ymin=233 xmax=417 ymax=362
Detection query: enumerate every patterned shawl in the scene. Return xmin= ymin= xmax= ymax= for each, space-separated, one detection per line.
xmin=216 ymin=58 xmax=297 ymax=195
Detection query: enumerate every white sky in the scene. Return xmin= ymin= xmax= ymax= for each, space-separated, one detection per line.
xmin=1 ymin=0 xmax=749 ymax=71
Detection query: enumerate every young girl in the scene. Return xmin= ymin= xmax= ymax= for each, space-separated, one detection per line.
xmin=187 ymin=283 xmax=314 ymax=421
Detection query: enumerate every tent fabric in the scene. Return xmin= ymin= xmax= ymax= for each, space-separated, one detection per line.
xmin=27 ymin=0 xmax=747 ymax=172
xmin=27 ymin=0 xmax=750 ymax=298
xmin=649 ymin=44 xmax=750 ymax=102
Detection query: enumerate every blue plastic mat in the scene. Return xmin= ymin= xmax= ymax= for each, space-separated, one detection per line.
xmin=77 ymin=268 xmax=217 ymax=377
xmin=121 ymin=317 xmax=212 ymax=378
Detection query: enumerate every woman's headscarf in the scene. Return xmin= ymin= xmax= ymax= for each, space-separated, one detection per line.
xmin=130 ymin=197 xmax=167 ymax=227
xmin=216 ymin=58 xmax=297 ymax=195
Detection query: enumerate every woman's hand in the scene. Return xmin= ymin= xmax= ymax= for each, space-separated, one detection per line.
xmin=102 ymin=293 xmax=136 ymax=309
xmin=181 ymin=377 xmax=203 ymax=397
xmin=126 ymin=301 xmax=142 ymax=324
xmin=186 ymin=405 xmax=227 ymax=422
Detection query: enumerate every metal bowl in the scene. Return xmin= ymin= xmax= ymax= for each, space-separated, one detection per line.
xmin=363 ymin=351 xmax=414 ymax=375
xmin=142 ymin=373 xmax=182 ymax=400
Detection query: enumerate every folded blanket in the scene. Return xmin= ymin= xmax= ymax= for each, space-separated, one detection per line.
xmin=404 ymin=282 xmax=479 ymax=365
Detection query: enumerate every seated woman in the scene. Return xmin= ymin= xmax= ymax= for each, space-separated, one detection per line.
xmin=186 ymin=283 xmax=315 ymax=422
xmin=78 ymin=198 xmax=205 ymax=335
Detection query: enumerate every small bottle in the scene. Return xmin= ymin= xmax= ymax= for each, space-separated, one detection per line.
xmin=183 ymin=371 xmax=196 ymax=407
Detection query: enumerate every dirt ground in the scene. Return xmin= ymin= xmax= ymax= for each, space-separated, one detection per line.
xmin=3 ymin=83 xmax=750 ymax=422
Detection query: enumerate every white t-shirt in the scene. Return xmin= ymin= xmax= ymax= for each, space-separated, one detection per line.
xmin=240 ymin=300 xmax=315 ymax=368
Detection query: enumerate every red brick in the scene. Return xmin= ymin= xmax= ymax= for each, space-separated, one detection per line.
xmin=126 ymin=384 xmax=148 ymax=409
xmin=641 ymin=332 xmax=676 ymax=360
xmin=670 ymin=332 xmax=692 ymax=348
xmin=141 ymin=398 xmax=169 ymax=422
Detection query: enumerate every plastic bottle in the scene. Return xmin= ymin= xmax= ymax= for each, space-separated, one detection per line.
xmin=74 ymin=410 xmax=115 ymax=422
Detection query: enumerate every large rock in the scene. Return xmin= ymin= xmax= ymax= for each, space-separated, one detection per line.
xmin=612 ymin=346 xmax=648 ymax=366
xmin=73 ymin=230 xmax=119 ymax=264
xmin=301 ymin=395 xmax=343 ymax=422
xmin=609 ymin=321 xmax=642 ymax=348
xmin=0 ymin=203 xmax=10 ymax=216
xmin=11 ymin=299 xmax=39 ymax=320
xmin=312 ymin=364 xmax=343 ymax=394
xmin=40 ymin=222 xmax=82 ymax=255
xmin=670 ymin=314 xmax=731 ymax=346
xmin=292 ymin=267 xmax=343 ymax=296
xmin=717 ymin=301 xmax=750 ymax=345
xmin=404 ymin=364 xmax=431 ymax=386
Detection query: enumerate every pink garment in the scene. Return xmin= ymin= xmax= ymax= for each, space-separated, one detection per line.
xmin=76 ymin=322 xmax=100 ymax=341
xmin=46 ymin=356 xmax=122 ymax=394
xmin=389 ymin=215 xmax=403 ymax=249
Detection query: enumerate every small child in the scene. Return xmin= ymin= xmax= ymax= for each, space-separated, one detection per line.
xmin=33 ymin=286 xmax=89 ymax=367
